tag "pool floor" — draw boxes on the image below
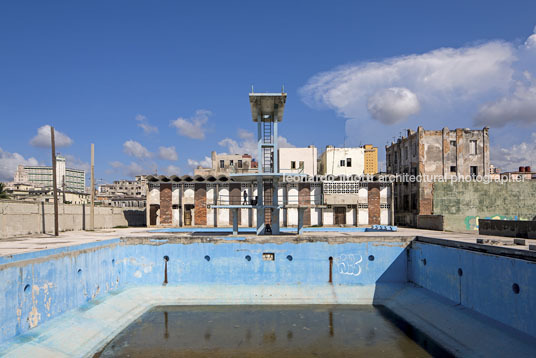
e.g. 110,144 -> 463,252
94,305 -> 448,357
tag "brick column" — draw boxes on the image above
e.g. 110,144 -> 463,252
194,183 -> 207,226
368,183 -> 380,225
159,183 -> 172,225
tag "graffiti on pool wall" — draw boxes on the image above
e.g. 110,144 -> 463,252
333,254 -> 363,276
464,215 -> 519,231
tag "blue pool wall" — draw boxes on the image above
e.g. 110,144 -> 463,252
408,241 -> 536,338
0,237 -> 535,345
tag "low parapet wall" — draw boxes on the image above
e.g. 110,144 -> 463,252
416,215 -> 444,231
479,219 -> 536,238
0,200 -> 146,238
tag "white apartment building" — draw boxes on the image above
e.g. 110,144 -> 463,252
15,155 -> 86,193
319,146 -> 365,176
278,146 -> 317,176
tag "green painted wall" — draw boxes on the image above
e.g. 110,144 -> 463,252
432,181 -> 536,231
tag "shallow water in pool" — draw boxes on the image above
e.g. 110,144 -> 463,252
95,305 -> 449,357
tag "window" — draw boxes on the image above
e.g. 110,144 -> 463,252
470,140 -> 477,155
346,158 -> 352,167
229,160 -> 234,166
450,140 -> 456,147
291,161 -> 296,169
470,166 -> 478,178
238,160 -> 242,168
299,161 -> 304,169
450,166 -> 456,173
219,160 -> 225,168
340,160 -> 345,167
405,147 -> 408,160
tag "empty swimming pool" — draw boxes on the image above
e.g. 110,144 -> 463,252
1,234 -> 535,357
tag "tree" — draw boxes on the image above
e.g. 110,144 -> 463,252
0,183 -> 9,199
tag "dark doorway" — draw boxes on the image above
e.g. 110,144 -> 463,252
184,204 -> 194,226
149,204 -> 160,226
334,207 -> 346,225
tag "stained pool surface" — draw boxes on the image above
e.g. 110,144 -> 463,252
94,305 -> 448,357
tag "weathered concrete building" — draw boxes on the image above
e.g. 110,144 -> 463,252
193,151 -> 257,176
98,175 -> 148,197
319,146 -> 365,176
145,175 -> 391,228
278,146 -> 318,176
385,126 -> 490,226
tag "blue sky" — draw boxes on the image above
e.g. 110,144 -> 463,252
1,1 -> 536,183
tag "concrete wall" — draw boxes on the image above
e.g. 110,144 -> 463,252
432,181 -> 536,231
0,238 -> 408,344
0,201 -> 145,238
479,219 -> 536,239
417,215 -> 444,230
2,236 -> 536,347
409,240 -> 536,338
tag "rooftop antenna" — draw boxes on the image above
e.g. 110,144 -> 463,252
282,84 -> 285,93
251,85 -> 254,93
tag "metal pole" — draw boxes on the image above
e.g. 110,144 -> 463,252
90,143 -> 95,230
390,181 -> 395,226
51,127 -> 59,236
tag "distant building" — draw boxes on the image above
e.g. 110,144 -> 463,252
385,126 -> 490,226
14,155 -> 86,193
499,166 -> 535,181
278,146 -> 317,176
318,146 -> 365,176
193,151 -> 257,176
5,183 -> 89,204
98,175 -> 147,197
97,175 -> 147,207
363,144 -> 378,174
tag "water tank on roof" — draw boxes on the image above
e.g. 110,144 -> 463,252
525,166 -> 531,173
519,166 -> 525,172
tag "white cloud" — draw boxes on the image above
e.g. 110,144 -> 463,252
109,161 -> 123,168
30,125 -> 73,148
170,109 -> 211,139
63,154 -> 90,172
300,41 -> 515,125
218,129 -> 295,156
158,146 -> 178,161
491,133 -> 536,172
163,165 -> 181,176
0,148 -> 40,182
367,87 -> 420,124
475,82 -> 536,127
136,114 -> 158,134
187,156 -> 212,169
123,140 -> 151,159
525,26 -> 536,49
125,162 -> 145,177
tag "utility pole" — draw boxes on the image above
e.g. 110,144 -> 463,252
90,143 -> 95,231
51,127 -> 59,236
62,174 -> 66,203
